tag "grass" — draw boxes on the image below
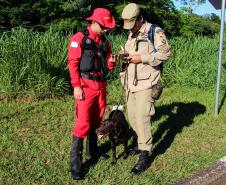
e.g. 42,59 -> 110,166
1,28 -> 225,98
0,85 -> 226,185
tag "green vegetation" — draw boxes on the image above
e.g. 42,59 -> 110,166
1,2 -> 226,183
0,86 -> 226,184
0,0 -> 221,37
0,28 -> 70,99
178,13 -> 220,37
163,35 -> 226,88
1,28 -> 225,99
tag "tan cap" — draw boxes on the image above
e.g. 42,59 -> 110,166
121,3 -> 140,30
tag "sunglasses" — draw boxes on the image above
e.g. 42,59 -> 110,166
97,22 -> 108,30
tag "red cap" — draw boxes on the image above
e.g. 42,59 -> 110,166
86,8 -> 115,29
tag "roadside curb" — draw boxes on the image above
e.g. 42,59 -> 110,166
170,156 -> 226,185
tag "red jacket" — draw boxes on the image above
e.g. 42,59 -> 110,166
68,26 -> 115,90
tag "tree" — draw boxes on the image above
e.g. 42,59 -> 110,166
203,13 -> 220,23
0,0 -> 181,36
0,0 -> 39,29
176,0 -> 206,14
179,13 -> 219,37
0,0 -> 220,37
0,0 -> 92,31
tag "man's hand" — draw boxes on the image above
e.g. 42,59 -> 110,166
109,54 -> 119,63
127,54 -> 141,64
74,87 -> 84,100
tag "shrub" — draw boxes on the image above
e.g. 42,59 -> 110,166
179,13 -> 220,37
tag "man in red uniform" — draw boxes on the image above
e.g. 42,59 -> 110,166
68,8 -> 117,180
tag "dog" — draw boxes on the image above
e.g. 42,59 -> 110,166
95,109 -> 129,164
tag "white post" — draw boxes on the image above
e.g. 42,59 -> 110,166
215,0 -> 225,114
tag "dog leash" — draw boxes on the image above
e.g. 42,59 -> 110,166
111,56 -> 130,119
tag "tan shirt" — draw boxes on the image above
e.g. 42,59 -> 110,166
120,22 -> 171,92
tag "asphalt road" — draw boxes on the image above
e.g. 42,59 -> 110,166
171,159 -> 226,185
209,173 -> 226,185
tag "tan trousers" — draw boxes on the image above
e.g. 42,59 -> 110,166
126,89 -> 155,151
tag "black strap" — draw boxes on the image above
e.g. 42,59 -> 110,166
80,72 -> 106,81
133,64 -> 138,86
82,29 -> 89,37
148,24 -> 157,53
81,29 -> 96,50
135,39 -> 147,52
148,24 -> 163,73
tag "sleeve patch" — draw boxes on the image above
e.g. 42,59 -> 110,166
70,41 -> 79,48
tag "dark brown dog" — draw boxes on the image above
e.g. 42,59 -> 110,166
95,110 -> 129,164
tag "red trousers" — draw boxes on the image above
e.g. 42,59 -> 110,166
73,87 -> 106,138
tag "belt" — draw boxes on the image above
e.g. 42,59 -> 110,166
80,72 -> 106,81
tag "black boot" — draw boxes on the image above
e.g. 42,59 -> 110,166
86,129 -> 109,160
86,129 -> 98,158
70,136 -> 83,180
130,151 -> 149,175
128,145 -> 141,156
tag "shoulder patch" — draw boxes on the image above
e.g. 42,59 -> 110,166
70,41 -> 79,48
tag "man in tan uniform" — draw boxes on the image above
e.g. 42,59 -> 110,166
120,3 -> 171,175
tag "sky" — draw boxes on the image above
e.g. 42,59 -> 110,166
173,0 -> 226,21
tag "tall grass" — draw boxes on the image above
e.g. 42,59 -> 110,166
106,33 -> 127,81
163,36 -> 226,88
0,27 -> 70,98
0,28 -> 225,98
